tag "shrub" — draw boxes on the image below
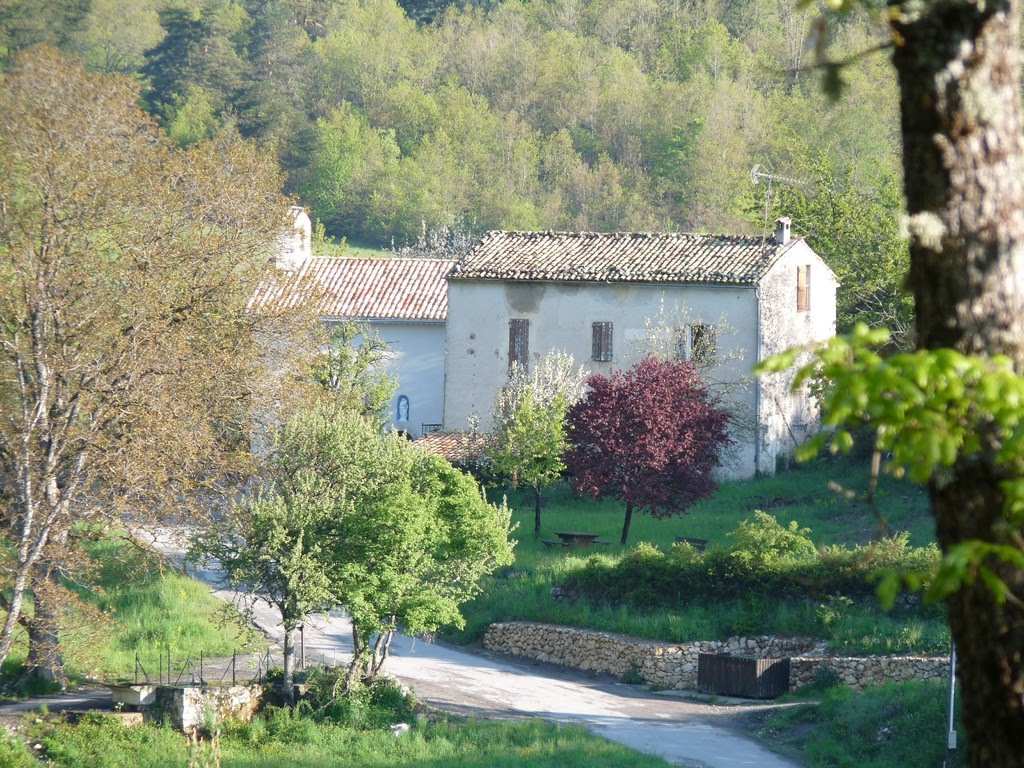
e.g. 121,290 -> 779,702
562,513 -> 941,616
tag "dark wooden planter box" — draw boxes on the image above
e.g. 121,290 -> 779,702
697,653 -> 790,699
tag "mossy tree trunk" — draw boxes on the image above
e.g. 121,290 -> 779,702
892,2 -> 1024,764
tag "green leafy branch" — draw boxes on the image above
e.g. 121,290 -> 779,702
759,323 -> 1024,605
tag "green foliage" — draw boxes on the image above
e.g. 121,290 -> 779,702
727,511 -> 817,568
763,681 -> 965,768
311,322 -> 397,423
195,403 -> 515,688
300,669 -> 416,728
27,711 -> 671,767
488,352 -> 587,535
0,733 -> 34,768
760,323 -> 1024,604
21,0 -> 901,260
563,513 -> 940,610
448,471 -> 945,655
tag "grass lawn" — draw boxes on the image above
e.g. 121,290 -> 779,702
1,536 -> 259,691
760,680 -> 964,768
448,454 -> 947,654
6,711 -> 671,768
506,453 -> 935,554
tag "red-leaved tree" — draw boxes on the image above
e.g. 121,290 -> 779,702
565,357 -> 732,545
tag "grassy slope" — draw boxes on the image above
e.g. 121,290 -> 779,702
760,681 -> 964,768
449,455 -> 946,653
1,538 -> 259,688
22,713 -> 670,768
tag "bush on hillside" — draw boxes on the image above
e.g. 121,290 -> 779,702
562,512 -> 941,614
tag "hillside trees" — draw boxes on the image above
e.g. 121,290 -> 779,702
0,48 -> 302,681
565,358 -> 732,545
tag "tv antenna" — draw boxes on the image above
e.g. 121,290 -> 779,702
750,164 -> 808,240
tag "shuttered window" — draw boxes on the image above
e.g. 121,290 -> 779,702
797,264 -> 811,312
509,318 -> 529,373
592,321 -> 613,362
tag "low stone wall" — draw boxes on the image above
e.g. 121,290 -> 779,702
790,655 -> 949,689
482,622 -> 948,693
148,684 -> 264,732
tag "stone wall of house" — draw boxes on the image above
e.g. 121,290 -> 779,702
482,622 -> 948,693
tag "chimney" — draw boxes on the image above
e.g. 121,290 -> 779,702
774,216 -> 791,245
276,206 -> 312,271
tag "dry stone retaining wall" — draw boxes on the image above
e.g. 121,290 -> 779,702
483,622 -> 948,692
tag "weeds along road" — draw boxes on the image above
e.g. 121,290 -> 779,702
151,527 -> 800,768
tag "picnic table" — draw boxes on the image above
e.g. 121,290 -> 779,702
674,536 -> 709,551
554,531 -> 605,548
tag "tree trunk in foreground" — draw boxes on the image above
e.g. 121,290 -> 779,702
620,502 -> 634,545
892,2 -> 1024,764
21,564 -> 68,690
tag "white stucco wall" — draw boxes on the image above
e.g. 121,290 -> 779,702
443,280 -> 761,477
330,319 -> 446,439
757,240 -> 839,472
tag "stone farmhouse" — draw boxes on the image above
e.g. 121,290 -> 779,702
271,213 -> 836,476
443,218 -> 837,477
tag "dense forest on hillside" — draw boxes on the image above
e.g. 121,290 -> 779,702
0,0 -> 909,335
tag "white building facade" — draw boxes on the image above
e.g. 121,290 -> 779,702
442,219 -> 837,477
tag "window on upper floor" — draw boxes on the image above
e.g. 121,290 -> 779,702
509,318 -> 529,374
592,321 -> 613,362
676,324 -> 717,366
797,264 -> 811,312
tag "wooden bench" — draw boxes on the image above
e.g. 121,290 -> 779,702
542,539 -> 568,549
674,536 -> 709,551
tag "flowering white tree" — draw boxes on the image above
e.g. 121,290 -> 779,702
488,351 -> 587,537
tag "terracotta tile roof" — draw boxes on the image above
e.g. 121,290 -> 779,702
252,256 -> 452,321
415,431 -> 486,463
449,231 -> 800,285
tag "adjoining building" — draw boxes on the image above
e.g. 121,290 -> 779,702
261,214 -> 452,438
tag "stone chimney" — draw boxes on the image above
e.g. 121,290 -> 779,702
774,216 -> 791,245
276,206 -> 312,271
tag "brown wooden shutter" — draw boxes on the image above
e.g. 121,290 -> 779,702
509,319 -> 529,373
592,321 -> 613,361
797,265 -> 810,312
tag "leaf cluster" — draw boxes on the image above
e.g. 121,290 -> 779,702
192,402 -> 515,646
760,323 -> 1024,606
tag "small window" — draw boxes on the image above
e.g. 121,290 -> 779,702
675,324 -> 717,366
509,318 -> 529,373
592,321 -> 613,362
690,324 -> 717,366
797,264 -> 811,312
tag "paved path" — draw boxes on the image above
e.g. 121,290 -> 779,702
147,529 -> 802,768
